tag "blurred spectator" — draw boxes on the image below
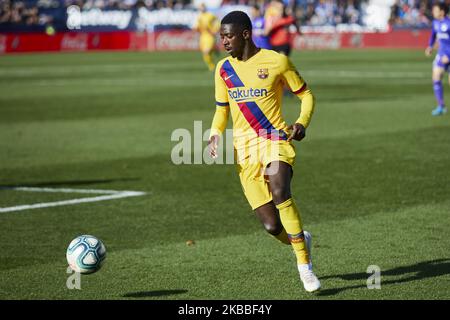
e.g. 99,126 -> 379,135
389,0 -> 433,28
0,0 -> 192,27
0,0 -> 437,29
0,0 -> 41,25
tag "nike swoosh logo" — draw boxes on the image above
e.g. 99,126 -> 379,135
224,74 -> 234,80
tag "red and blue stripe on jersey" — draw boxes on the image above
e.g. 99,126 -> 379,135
219,60 -> 287,141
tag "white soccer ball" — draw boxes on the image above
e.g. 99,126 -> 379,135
66,235 -> 106,274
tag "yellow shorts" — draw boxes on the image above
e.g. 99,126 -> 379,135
236,139 -> 296,210
199,34 -> 215,52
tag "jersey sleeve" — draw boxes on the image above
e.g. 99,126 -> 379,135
280,55 -> 307,95
294,88 -> 315,128
429,22 -> 437,47
215,62 -> 229,107
210,62 -> 230,138
268,16 -> 295,34
280,55 -> 315,128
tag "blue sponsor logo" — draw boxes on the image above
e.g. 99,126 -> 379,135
228,88 -> 268,102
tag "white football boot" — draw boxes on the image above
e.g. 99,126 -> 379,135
297,231 -> 321,292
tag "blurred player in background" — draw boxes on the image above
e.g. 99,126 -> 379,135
264,0 -> 300,56
208,11 -> 320,293
251,4 -> 272,50
193,3 -> 220,72
425,2 -> 450,116
264,0 -> 283,43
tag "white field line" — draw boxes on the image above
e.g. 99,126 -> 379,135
12,187 -> 134,194
0,187 -> 146,213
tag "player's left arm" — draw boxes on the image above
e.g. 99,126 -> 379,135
426,25 -> 436,56
280,56 -> 315,142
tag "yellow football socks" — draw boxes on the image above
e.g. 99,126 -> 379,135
276,198 -> 310,265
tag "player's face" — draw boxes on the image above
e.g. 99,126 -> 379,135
432,6 -> 445,19
220,23 -> 246,59
251,8 -> 259,19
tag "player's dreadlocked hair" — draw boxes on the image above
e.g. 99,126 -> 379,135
221,11 -> 252,31
434,1 -> 449,15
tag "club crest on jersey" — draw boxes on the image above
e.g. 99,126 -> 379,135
257,68 -> 269,79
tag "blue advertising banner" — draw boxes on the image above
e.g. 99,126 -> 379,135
0,5 -> 251,33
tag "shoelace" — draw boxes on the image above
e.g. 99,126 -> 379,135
301,270 -> 317,283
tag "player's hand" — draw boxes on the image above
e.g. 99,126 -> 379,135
287,123 -> 306,142
208,134 -> 220,159
425,47 -> 433,57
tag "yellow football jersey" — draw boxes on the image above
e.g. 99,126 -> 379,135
194,12 -> 219,35
213,49 -> 307,146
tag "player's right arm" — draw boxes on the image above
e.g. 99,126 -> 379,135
426,22 -> 436,56
279,55 -> 315,142
208,62 -> 230,158
267,15 -> 295,35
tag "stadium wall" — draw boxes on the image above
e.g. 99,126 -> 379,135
0,30 -> 429,54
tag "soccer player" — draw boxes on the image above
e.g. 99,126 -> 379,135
193,3 -> 220,72
207,11 -> 320,292
426,2 -> 450,116
264,0 -> 299,56
250,4 -> 272,50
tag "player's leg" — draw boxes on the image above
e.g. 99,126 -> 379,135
237,157 -> 288,243
237,155 -> 290,244
202,48 -> 215,71
432,54 -> 447,115
282,43 -> 292,57
200,35 -> 216,71
254,201 -> 290,245
266,160 -> 320,292
266,161 -> 309,262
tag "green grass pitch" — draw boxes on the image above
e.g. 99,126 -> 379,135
0,49 -> 449,300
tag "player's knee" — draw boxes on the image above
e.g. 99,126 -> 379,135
271,187 -> 290,205
433,69 -> 444,81
263,221 -> 283,235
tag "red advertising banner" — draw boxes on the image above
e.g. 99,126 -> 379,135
0,29 -> 430,54
353,30 -> 429,48
154,30 -> 199,51
290,30 -> 429,50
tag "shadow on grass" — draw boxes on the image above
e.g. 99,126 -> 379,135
0,178 -> 139,189
317,258 -> 450,296
123,289 -> 188,298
